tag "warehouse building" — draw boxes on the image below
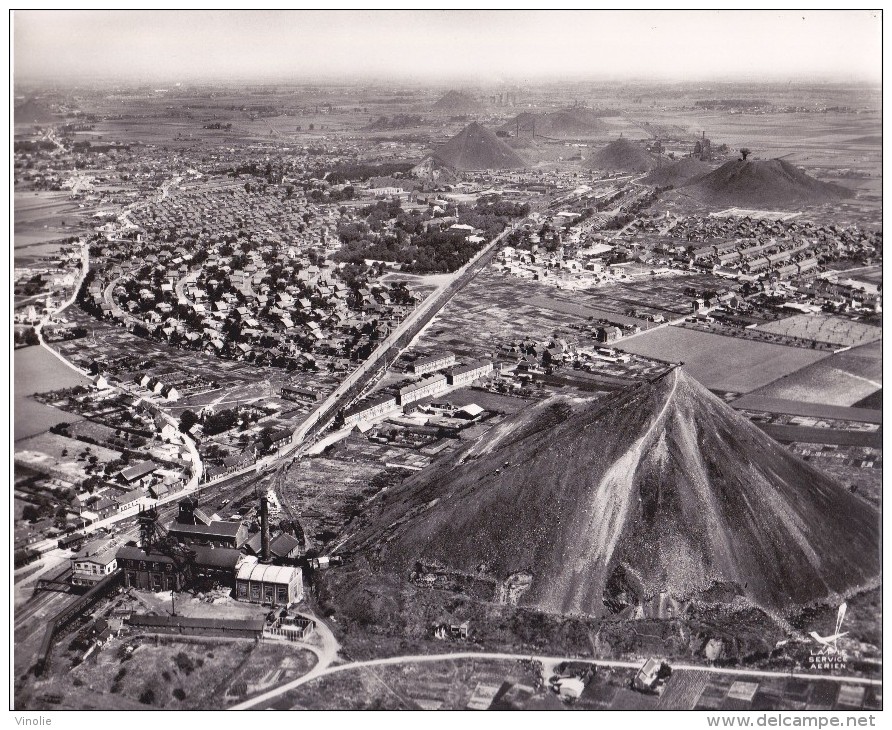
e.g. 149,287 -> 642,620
281,385 -> 322,403
117,545 -> 186,592
166,496 -> 249,548
125,614 -> 265,639
235,559 -> 303,606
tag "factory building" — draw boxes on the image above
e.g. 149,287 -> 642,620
244,531 -> 301,561
117,545 -> 243,592
117,545 -> 186,592
166,496 -> 248,548
235,559 -> 303,606
125,614 -> 265,639
116,497 -> 305,608
281,385 -> 322,403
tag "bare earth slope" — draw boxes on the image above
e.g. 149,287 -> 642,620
499,108 -> 608,138
432,90 -> 482,114
586,138 -> 656,172
344,369 -> 879,618
643,157 -> 715,187
432,122 -> 526,170
681,158 -> 850,208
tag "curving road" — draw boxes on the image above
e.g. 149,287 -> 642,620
229,648 -> 881,710
30,241 -> 204,542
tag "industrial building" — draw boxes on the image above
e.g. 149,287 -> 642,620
244,531 -> 301,561
125,614 -> 265,639
166,496 -> 249,548
166,520 -> 248,549
117,544 -> 242,592
281,384 -> 322,403
117,545 -> 187,592
235,559 -> 303,606
115,496 -> 304,607
70,539 -> 118,587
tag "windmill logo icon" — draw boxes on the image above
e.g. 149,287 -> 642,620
809,603 -> 848,656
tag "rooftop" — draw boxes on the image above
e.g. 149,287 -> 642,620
236,561 -> 301,585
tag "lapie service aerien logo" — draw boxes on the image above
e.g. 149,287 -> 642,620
808,602 -> 848,671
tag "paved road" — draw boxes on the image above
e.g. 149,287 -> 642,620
174,268 -> 200,306
229,649 -> 881,710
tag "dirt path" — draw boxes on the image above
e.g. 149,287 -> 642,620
229,641 -> 880,710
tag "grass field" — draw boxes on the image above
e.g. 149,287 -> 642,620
15,432 -> 121,481
754,313 -> 882,348
274,658 -> 534,710
749,340 -> 881,406
616,326 -> 829,393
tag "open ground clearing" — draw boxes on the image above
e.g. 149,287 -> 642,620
28,635 -> 314,710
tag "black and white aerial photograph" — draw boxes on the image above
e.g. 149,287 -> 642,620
11,9 -> 883,719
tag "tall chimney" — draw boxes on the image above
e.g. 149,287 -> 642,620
260,497 -> 270,562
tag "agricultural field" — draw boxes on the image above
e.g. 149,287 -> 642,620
691,673 -> 881,711
616,326 -> 828,393
416,268 -> 593,359
585,273 -> 732,317
526,295 -> 658,329
643,105 -> 881,177
730,395 -> 882,422
656,670 -> 709,709
440,386 -> 533,416
54,307 -> 333,421
753,313 -> 882,348
641,103 -> 882,226
749,340 -> 881,407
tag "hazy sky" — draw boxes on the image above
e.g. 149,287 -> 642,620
13,10 -> 882,85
